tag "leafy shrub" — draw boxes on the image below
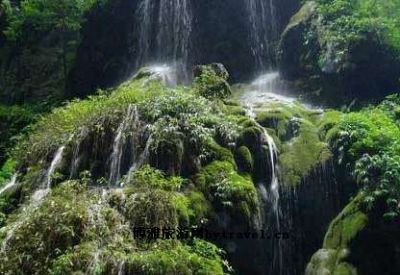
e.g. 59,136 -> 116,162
194,66 -> 232,100
326,95 -> 400,219
128,165 -> 183,191
0,104 -> 36,165
317,0 -> 400,58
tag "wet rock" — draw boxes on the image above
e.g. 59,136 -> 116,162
193,63 -> 229,80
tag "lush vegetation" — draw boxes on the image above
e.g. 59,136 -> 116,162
256,102 -> 331,186
3,0 -> 99,79
317,0 -> 400,56
0,69 -> 266,274
279,0 -> 400,105
0,0 -> 399,274
325,95 -> 400,219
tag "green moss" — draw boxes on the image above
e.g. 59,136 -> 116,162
256,110 -> 291,138
128,165 -> 183,191
122,239 -> 226,275
283,1 -> 317,33
223,105 -> 247,116
237,116 -> 259,128
324,193 -> 368,249
204,140 -> 235,165
51,236 -> 228,275
306,194 -> 367,275
186,190 -> 213,224
334,262 -> 357,275
280,120 -> 331,187
196,161 -> 258,224
234,146 -> 253,173
238,126 -> 262,151
13,79 -> 159,163
0,159 -> 17,186
193,65 -> 232,100
318,110 -> 343,139
124,189 -> 180,229
306,248 -> 357,275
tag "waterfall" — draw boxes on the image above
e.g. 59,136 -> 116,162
246,0 -> 278,70
261,129 -> 284,275
0,174 -> 17,196
31,145 -> 66,202
136,0 -> 154,67
117,261 -> 125,275
69,127 -> 89,179
136,0 -> 192,80
109,104 -> 140,185
125,132 -> 153,185
86,189 -> 108,273
141,64 -> 178,87
45,146 -> 66,189
1,145 -> 65,253
156,0 -> 192,65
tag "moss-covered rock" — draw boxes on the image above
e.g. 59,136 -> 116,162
279,1 -> 317,81
254,101 -> 331,187
234,146 -> 254,173
306,192 -> 399,275
195,161 -> 258,226
280,119 -> 332,186
305,193 -> 368,275
279,1 -> 400,106
193,64 -> 232,100
237,126 -> 263,152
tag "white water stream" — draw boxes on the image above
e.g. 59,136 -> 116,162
136,0 -> 192,80
109,104 -> 140,185
1,145 -> 66,252
0,174 -> 18,196
238,71 -> 304,275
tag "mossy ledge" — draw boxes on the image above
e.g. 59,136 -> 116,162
0,69 -> 268,274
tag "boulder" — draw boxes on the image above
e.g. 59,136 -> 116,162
193,63 -> 229,80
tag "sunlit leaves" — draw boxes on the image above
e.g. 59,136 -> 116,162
327,95 -> 400,219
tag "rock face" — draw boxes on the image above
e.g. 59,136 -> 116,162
278,1 -> 317,81
306,194 -> 400,275
278,1 -> 400,106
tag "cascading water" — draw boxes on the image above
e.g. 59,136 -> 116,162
236,72 -> 307,275
125,132 -> 152,185
32,145 -> 66,202
109,104 -> 140,185
69,127 -> 89,179
1,145 -> 66,252
136,0 -> 154,67
236,69 -> 349,274
135,0 -> 192,81
239,71 -> 298,118
140,64 -> 179,87
86,189 -> 108,273
262,130 -> 283,275
246,0 -> 278,70
0,174 -> 17,196
156,0 -> 191,65
45,146 -> 66,189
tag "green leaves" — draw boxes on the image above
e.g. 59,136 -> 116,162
328,95 -> 400,220
4,0 -> 97,41
317,0 -> 400,58
193,66 -> 232,100
129,165 -> 183,192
